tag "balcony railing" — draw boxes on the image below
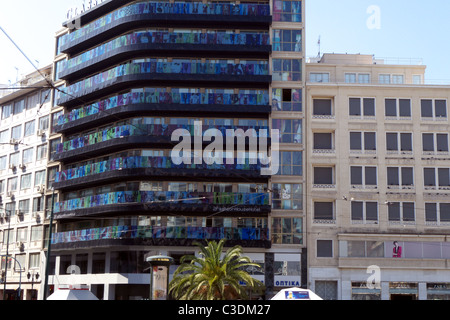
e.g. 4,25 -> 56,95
55,124 -> 269,155
56,60 -> 270,105
60,1 -> 271,49
51,225 -> 270,245
55,156 -> 267,183
56,90 -> 269,127
60,30 -> 270,77
54,191 -> 270,214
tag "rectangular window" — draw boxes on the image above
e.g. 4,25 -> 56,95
385,98 -> 411,118
309,73 -> 329,83
388,202 -> 415,222
29,253 -> 40,269
314,167 -> 333,185
422,168 -> 450,188
349,98 -> 375,117
272,29 -> 302,52
272,119 -> 302,143
379,74 -> 390,84
271,217 -> 303,244
31,225 -> 43,242
0,130 -> 8,144
314,202 -> 334,220
26,92 -> 39,110
7,177 -> 18,192
1,104 -> 12,119
350,132 -> 376,151
313,132 -> 333,150
39,115 -> 50,130
11,125 -> 22,140
272,59 -> 302,81
350,166 -> 377,187
421,99 -> 447,119
13,99 -> 25,115
18,199 -> 30,215
22,148 -> 33,164
423,133 -> 449,153
313,99 -> 332,115
387,167 -> 414,187
387,133 -> 412,152
0,156 -> 6,170
317,240 -> 333,257
358,74 -> 370,84
392,75 -> 404,84
33,196 -> 45,212
273,0 -> 302,22
24,120 -> 35,137
34,170 -> 46,187
36,144 -> 48,161
20,173 -> 32,190
277,151 -> 302,176
345,73 -> 356,83
47,166 -> 58,189
271,183 -> 302,210
272,88 -> 302,111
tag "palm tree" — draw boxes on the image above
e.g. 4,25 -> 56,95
169,239 -> 265,300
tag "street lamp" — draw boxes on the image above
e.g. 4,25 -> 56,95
0,255 -> 23,300
27,271 -> 39,289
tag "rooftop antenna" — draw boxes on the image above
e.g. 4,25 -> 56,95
317,36 -> 321,58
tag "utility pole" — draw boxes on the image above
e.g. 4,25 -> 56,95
43,190 -> 55,300
2,208 -> 11,300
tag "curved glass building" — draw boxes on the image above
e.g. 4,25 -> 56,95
49,0 -> 304,300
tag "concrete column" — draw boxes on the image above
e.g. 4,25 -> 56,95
381,281 -> 390,300
418,282 -> 427,300
341,280 -> 351,300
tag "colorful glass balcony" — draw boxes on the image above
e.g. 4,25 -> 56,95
54,191 -> 270,215
60,1 -> 271,53
56,89 -> 270,130
51,225 -> 270,248
55,155 -> 267,184
56,60 -> 271,106
59,30 -> 271,80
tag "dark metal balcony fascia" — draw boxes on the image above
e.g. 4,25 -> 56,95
54,103 -> 271,135
61,13 -> 272,55
57,73 -> 272,108
54,202 -> 271,220
50,237 -> 271,251
52,167 -> 268,191
59,43 -> 272,82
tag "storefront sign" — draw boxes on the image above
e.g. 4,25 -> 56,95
275,280 -> 301,287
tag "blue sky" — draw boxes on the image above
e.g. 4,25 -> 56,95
306,0 -> 450,83
0,0 -> 449,85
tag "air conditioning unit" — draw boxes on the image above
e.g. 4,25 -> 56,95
16,242 -> 24,251
37,129 -> 45,137
7,191 -> 14,198
39,185 -> 45,194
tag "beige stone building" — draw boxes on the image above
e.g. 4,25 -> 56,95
305,53 -> 450,300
